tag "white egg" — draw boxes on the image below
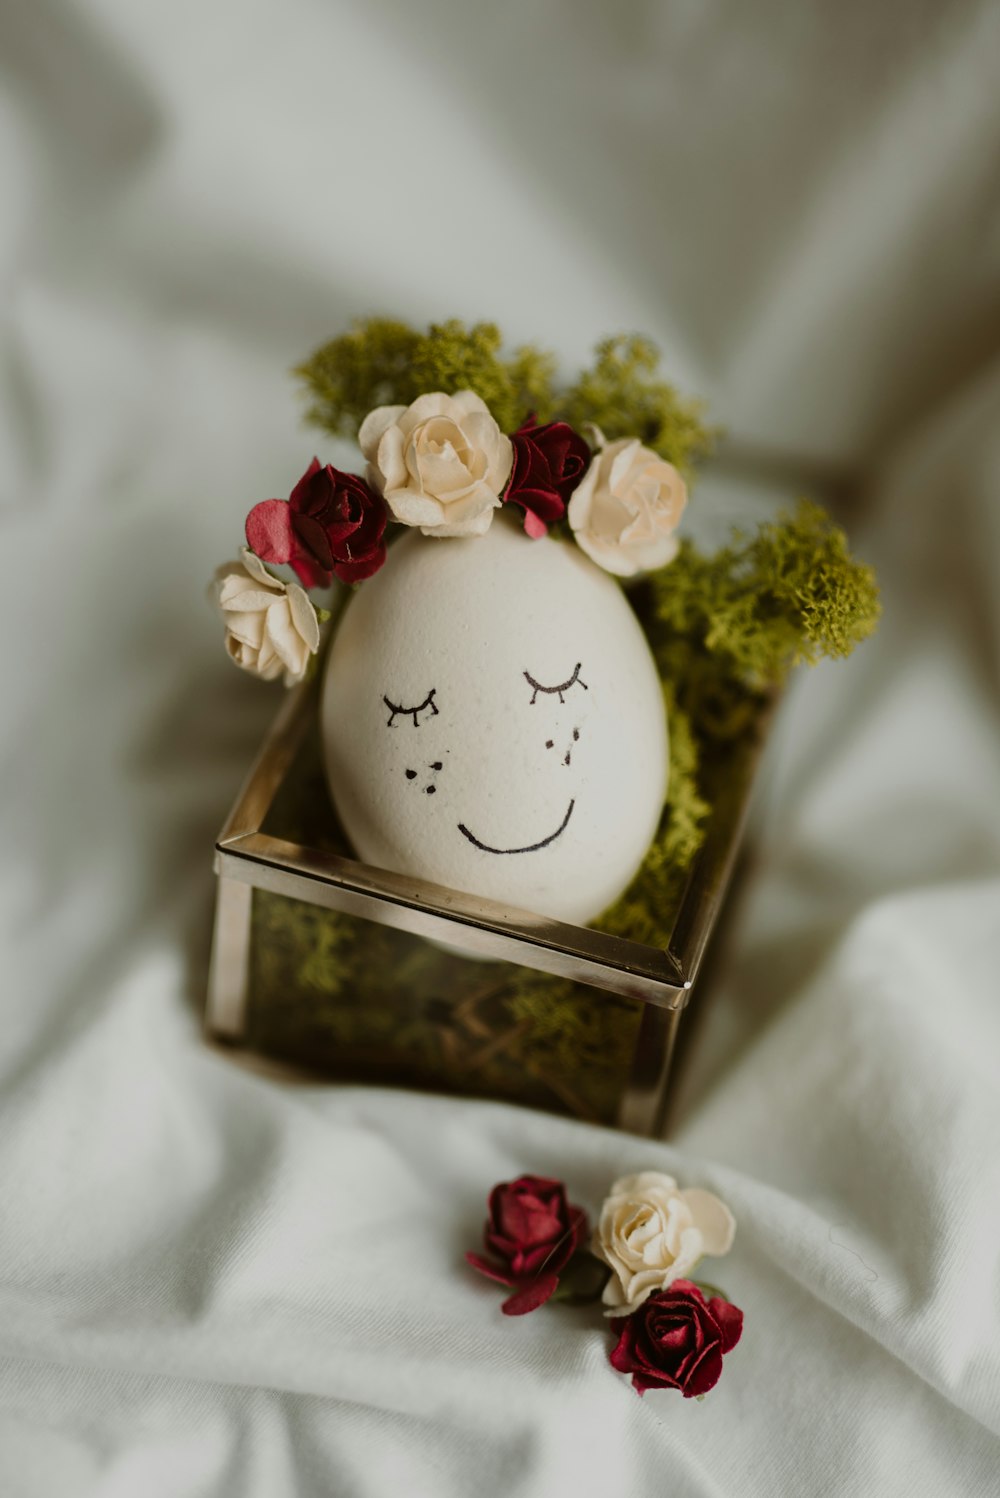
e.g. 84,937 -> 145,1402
320,514 -> 668,926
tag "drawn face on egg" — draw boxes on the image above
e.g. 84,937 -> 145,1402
321,517 -> 668,927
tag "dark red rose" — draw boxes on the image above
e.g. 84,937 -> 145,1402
246,459 -> 387,588
610,1280 -> 743,1397
466,1174 -> 588,1316
504,417 -> 591,538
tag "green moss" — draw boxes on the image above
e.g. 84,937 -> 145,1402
296,317 -> 555,439
650,501 -> 881,693
601,687 -> 712,948
294,317 -> 714,468
409,321 -> 520,431
295,317 -> 422,441
502,972 -> 644,1122
560,334 -> 716,474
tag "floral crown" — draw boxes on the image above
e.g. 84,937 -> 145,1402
212,317 -> 879,691
214,348 -> 693,683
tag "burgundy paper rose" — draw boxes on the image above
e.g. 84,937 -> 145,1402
466,1175 -> 588,1315
504,417 -> 591,538
246,458 -> 387,588
610,1280 -> 743,1397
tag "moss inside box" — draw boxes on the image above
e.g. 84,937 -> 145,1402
245,507 -> 878,1124
241,320 -> 881,1125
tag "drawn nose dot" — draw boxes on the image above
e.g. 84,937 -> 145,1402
405,769 -> 417,780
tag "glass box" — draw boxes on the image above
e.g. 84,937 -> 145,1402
206,682 -> 771,1136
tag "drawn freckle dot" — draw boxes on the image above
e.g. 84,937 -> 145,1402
545,740 -> 553,749
426,785 -> 436,795
405,769 -> 417,780
430,762 -> 443,771
573,728 -> 579,741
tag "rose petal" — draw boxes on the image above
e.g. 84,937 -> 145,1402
291,511 -> 335,570
413,441 -> 478,499
449,389 -> 492,419
289,555 -> 333,590
398,391 -> 455,429
333,485 -> 385,554
572,526 -> 639,577
385,486 -> 446,529
246,500 -> 296,565
567,459 -> 598,528
239,547 -> 283,588
223,609 -> 265,648
427,482 -> 497,525
624,532 -> 680,571
375,425 -> 408,495
501,1274 -> 559,1316
498,1198 -> 564,1249
264,600 -> 308,676
287,457 -> 322,508
422,504 -> 496,539
465,1251 -> 515,1288
668,1279 -> 705,1302
681,1345 -> 724,1398
612,1173 -> 680,1197
358,404 -> 406,462
608,438 -> 642,495
252,634 -> 282,679
461,412 -> 512,490
218,582 -> 282,613
333,542 -> 387,584
707,1296 -> 744,1353
286,583 -> 320,652
679,1190 -> 736,1259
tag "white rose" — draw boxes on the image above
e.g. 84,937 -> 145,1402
593,1171 -> 735,1314
358,390 -> 513,539
213,548 -> 320,686
568,432 -> 687,577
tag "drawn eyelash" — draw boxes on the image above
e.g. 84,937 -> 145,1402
384,688 -> 439,727
523,663 -> 588,705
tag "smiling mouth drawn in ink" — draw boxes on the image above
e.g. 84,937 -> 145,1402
457,800 -> 575,856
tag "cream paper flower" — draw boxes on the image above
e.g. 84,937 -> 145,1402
359,390 -> 513,538
213,548 -> 320,686
594,1171 -> 735,1314
568,432 -> 687,577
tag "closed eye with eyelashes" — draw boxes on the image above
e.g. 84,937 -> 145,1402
384,688 -> 439,727
523,663 -> 588,705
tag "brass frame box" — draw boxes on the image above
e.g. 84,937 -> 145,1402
206,683 -> 770,1136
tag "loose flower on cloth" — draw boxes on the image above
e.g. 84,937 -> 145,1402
504,417 -> 591,538
568,430 -> 688,577
466,1167 -> 742,1401
360,390 -> 514,538
465,1175 -> 588,1315
245,458 -> 387,588
610,1280 -> 743,1398
593,1170 -> 735,1313
213,549 -> 320,685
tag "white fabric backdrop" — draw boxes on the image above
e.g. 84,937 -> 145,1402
2,2 -> 999,1494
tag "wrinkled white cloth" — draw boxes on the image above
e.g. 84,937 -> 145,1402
2,2 -> 999,1495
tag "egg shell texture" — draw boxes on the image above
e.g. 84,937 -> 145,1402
321,516 -> 668,926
